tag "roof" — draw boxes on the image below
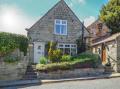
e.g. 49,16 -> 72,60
87,19 -> 100,29
92,32 -> 120,46
87,19 -> 111,41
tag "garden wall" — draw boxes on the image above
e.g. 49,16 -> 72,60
37,68 -> 104,79
0,58 -> 29,80
0,50 -> 29,81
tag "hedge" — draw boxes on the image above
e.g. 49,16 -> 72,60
0,32 -> 28,56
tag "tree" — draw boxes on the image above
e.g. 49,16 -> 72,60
99,0 -> 120,34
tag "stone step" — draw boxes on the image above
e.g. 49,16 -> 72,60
23,75 -> 37,79
104,66 -> 113,72
23,65 -> 38,80
25,71 -> 37,74
25,73 -> 37,76
25,70 -> 37,72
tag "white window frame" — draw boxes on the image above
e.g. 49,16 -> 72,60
57,44 -> 77,55
54,19 -> 67,35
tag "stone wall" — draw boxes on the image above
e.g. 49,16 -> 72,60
37,68 -> 104,79
0,58 -> 29,81
27,0 -> 89,43
0,49 -> 30,80
116,36 -> 120,72
105,41 -> 118,72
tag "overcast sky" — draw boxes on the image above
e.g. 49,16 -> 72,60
0,0 -> 108,35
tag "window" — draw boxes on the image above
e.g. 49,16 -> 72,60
58,44 -> 77,56
54,19 -> 67,35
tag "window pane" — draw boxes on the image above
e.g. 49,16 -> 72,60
55,25 -> 61,34
62,20 -> 67,24
71,48 -> 76,56
65,45 -> 70,47
61,25 -> 67,35
71,45 -> 76,48
56,20 -> 60,24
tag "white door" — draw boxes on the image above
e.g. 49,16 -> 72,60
34,42 -> 45,63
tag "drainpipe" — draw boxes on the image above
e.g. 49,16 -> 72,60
81,21 -> 85,52
81,21 -> 84,45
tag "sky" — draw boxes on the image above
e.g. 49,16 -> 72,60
0,0 -> 108,35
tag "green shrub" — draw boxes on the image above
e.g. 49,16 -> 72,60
36,58 -> 97,72
4,56 -> 19,63
36,62 -> 72,72
61,55 -> 72,62
52,49 -> 62,62
48,42 -> 62,63
40,57 -> 47,64
72,51 -> 99,61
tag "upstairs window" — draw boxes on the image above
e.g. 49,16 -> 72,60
54,19 -> 67,35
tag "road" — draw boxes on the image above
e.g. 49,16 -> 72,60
3,78 -> 120,89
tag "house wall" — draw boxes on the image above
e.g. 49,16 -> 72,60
105,41 -> 117,72
92,40 -> 119,72
116,36 -> 120,72
27,1 -> 89,44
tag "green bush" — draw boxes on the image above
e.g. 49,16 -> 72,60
48,49 -> 62,63
40,57 -> 47,64
53,49 -> 62,62
36,62 -> 72,72
61,55 -> 72,62
4,56 -> 19,63
72,51 -> 99,62
36,58 -> 97,72
36,51 -> 100,72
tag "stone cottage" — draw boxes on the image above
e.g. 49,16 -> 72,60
26,0 -> 89,63
92,33 -> 120,72
88,20 -> 120,72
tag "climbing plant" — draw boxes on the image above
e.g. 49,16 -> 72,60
76,36 -> 86,54
0,32 -> 28,57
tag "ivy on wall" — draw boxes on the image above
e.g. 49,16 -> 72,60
0,32 -> 28,57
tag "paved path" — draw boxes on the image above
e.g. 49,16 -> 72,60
3,78 -> 120,89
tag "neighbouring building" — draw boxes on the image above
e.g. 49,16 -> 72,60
26,0 -> 89,63
88,20 -> 120,72
87,19 -> 111,62
87,19 -> 111,44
